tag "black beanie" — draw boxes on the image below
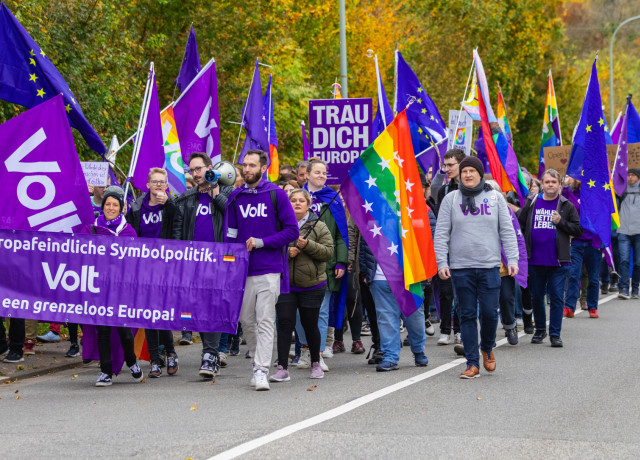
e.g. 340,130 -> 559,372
102,186 -> 125,213
459,156 -> 485,179
629,168 -> 640,179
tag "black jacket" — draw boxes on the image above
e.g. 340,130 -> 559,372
126,192 -> 176,239
434,179 -> 458,218
172,185 -> 233,242
358,238 -> 378,286
517,194 -> 582,265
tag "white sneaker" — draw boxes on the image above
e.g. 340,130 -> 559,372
516,318 -> 524,331
454,332 -> 462,344
323,347 -> 334,358
437,333 -> 450,345
297,348 -> 311,369
254,370 -> 270,391
399,320 -> 406,333
425,320 -> 435,336
319,355 -> 329,372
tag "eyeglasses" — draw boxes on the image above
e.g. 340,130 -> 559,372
442,162 -> 458,169
188,166 -> 205,175
149,180 -> 167,185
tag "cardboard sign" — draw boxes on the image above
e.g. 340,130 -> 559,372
543,143 -> 640,177
447,110 -> 473,155
308,98 -> 373,185
80,162 -> 110,187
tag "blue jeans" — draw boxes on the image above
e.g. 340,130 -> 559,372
296,289 -> 331,349
370,280 -> 426,364
529,265 -> 569,336
618,233 -> 640,293
450,268 -> 501,369
565,240 -> 602,311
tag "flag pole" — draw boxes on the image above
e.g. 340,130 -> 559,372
124,62 -> 154,199
374,54 -> 388,127
233,60 -> 259,165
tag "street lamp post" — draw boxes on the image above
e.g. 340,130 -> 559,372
339,0 -> 348,98
609,15 -> 640,124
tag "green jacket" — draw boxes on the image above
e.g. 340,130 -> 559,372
289,212 -> 334,289
318,202 -> 348,291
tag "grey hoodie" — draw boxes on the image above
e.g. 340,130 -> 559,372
618,180 -> 640,236
434,188 -> 518,270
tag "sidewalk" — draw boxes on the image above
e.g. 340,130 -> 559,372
0,340 -> 87,382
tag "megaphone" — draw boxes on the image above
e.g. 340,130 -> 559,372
204,161 -> 237,187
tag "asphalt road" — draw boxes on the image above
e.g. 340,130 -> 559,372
2,294 -> 639,459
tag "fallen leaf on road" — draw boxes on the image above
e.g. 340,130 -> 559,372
14,389 -> 18,393
208,381 -> 214,386
16,365 -> 23,370
190,403 -> 197,411
477,397 -> 482,400
307,385 -> 317,391
16,395 -> 21,399
93,402 -> 96,405
73,374 -> 78,378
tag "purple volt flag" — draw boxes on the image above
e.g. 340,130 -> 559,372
0,229 -> 249,334
173,58 -> 221,164
131,68 -> 164,192
0,94 -> 94,232
613,97 -> 631,196
308,98 -> 373,185
175,25 -> 202,93
302,121 -> 311,161
474,126 -> 492,173
238,60 -> 269,164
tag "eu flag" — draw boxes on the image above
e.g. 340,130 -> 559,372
567,58 -> 613,249
0,4 -> 105,154
393,51 -> 448,166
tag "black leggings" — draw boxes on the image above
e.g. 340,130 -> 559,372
145,329 -> 176,363
68,323 -> 81,344
437,277 -> 460,334
97,326 -> 137,376
276,288 -> 324,370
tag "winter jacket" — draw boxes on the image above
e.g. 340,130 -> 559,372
289,211 -> 333,288
358,238 -> 378,286
172,185 -> 233,242
126,192 -> 175,239
517,194 -> 582,264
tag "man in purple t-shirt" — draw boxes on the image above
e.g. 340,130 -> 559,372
173,153 -> 234,380
516,169 -> 582,347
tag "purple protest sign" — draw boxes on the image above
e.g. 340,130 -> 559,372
0,229 -> 249,333
173,58 -> 221,164
308,98 -> 372,185
0,94 -> 94,233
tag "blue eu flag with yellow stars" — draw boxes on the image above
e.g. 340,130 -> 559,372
567,57 -> 613,249
0,4 -> 105,154
393,50 -> 448,171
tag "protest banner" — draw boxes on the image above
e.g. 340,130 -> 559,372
308,98 -> 372,184
0,229 -> 249,333
447,110 -> 473,155
0,95 -> 94,233
80,162 -> 109,187
544,143 -> 640,177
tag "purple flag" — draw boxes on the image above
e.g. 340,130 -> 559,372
302,121 -> 310,161
173,58 -> 221,164
474,126 -> 491,173
613,98 -> 630,196
132,69 -> 164,192
610,112 -> 623,145
175,25 -> 202,93
0,228 -> 249,334
0,94 -> 93,232
501,208 -> 528,288
238,60 -> 269,163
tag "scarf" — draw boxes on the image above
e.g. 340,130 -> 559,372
95,213 -> 127,235
459,179 -> 492,213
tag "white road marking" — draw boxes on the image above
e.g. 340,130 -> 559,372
219,294 -> 616,459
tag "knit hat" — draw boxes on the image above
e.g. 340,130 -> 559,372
458,156 -> 484,178
102,185 -> 125,213
629,168 -> 640,179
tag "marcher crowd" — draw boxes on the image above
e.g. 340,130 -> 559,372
1,149 -> 639,388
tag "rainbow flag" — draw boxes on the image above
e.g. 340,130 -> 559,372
160,105 -> 187,195
263,75 -> 279,182
462,71 -> 481,121
539,70 -> 562,177
472,50 -> 528,205
332,79 -> 342,99
497,86 -> 512,145
342,110 -> 437,317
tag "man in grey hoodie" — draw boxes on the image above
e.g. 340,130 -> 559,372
434,156 -> 519,379
617,168 -> 640,299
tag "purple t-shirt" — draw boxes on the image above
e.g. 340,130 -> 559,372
139,203 -> 163,238
193,192 -> 214,242
529,195 -> 559,266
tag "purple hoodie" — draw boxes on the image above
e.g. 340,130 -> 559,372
224,180 -> 299,291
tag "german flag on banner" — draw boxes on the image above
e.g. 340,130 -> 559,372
342,110 -> 437,317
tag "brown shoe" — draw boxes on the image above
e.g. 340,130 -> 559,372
580,300 -> 588,310
351,340 -> 365,354
23,339 -> 35,355
460,365 -> 480,379
481,350 -> 496,372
